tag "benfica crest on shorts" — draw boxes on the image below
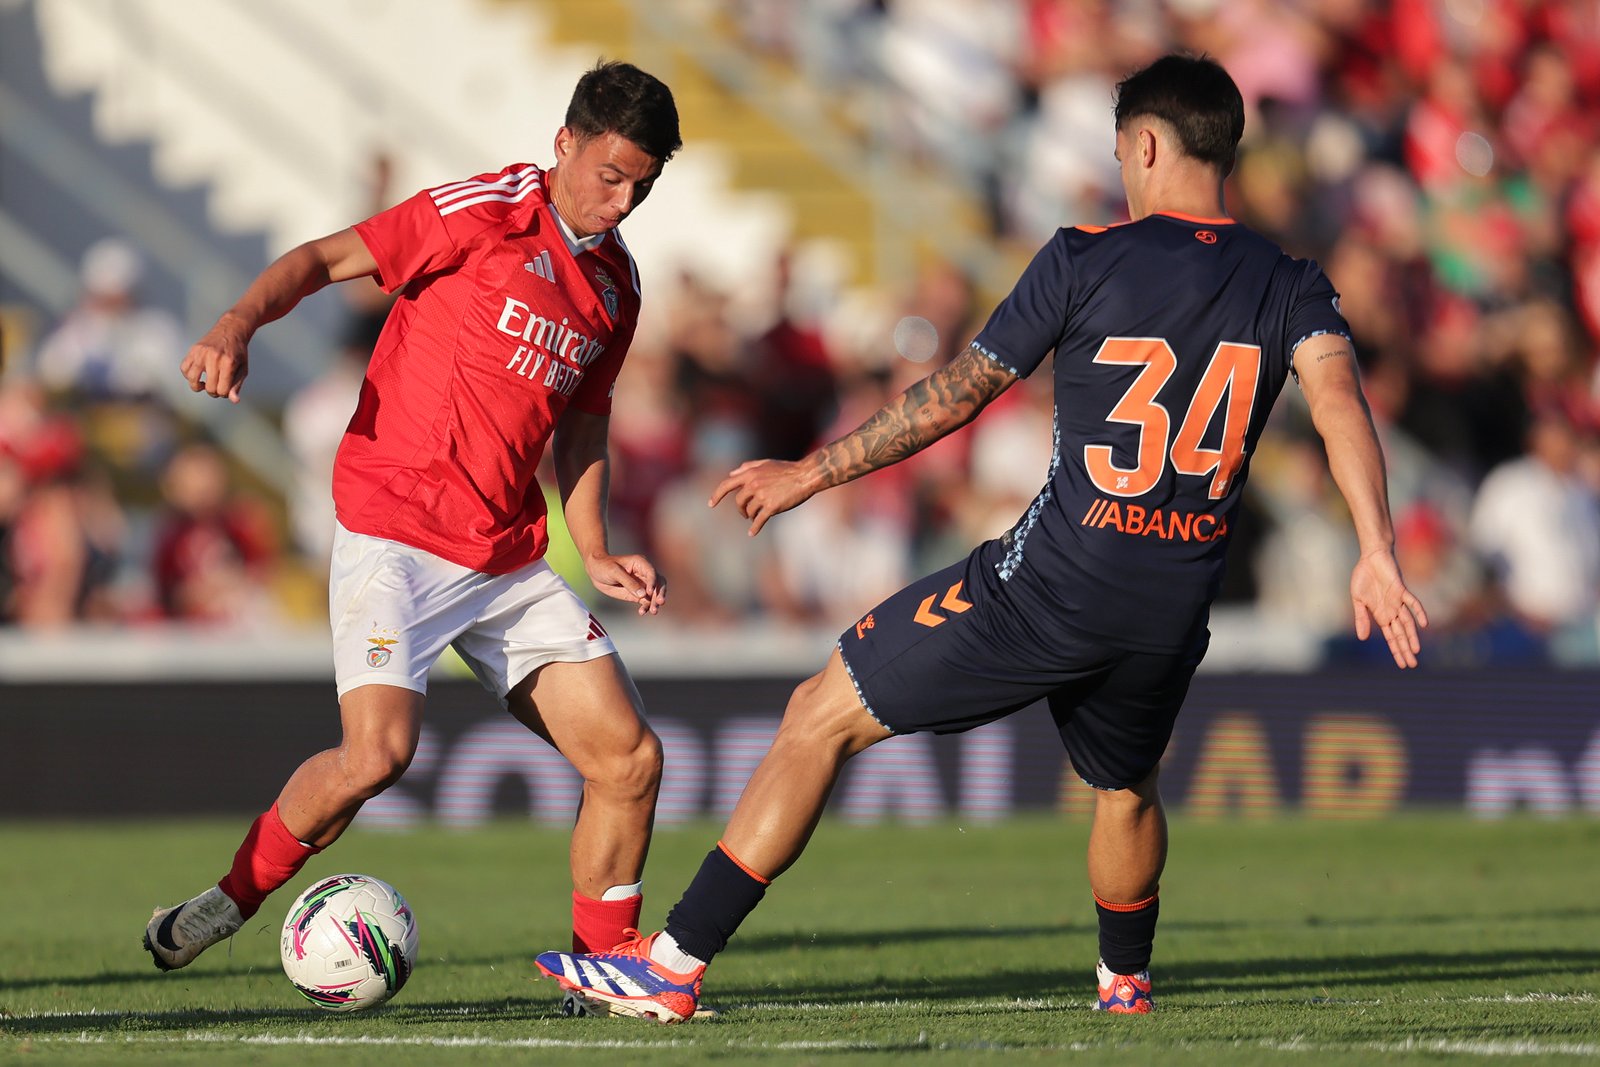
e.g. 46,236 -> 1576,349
366,628 -> 398,668
595,269 -> 618,320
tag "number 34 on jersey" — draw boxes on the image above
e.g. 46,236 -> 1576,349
1075,336 -> 1259,544
1085,336 -> 1261,500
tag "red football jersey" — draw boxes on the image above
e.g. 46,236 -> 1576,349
339,163 -> 640,573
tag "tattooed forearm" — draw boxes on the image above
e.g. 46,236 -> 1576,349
811,345 -> 1018,490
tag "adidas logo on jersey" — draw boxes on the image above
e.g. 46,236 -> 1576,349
524,250 -> 555,281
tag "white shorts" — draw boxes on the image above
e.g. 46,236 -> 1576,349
329,522 -> 618,702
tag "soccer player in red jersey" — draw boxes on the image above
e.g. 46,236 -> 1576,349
145,62 -> 680,981
535,55 -> 1428,1021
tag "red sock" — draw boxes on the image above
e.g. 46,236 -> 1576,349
571,890 -> 643,953
217,804 -> 320,921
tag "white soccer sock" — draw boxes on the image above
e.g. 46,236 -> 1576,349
649,931 -> 707,973
600,881 -> 642,902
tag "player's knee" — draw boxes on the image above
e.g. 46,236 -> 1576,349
775,671 -> 881,758
1094,769 -> 1163,818
588,728 -> 662,805
778,675 -> 832,735
340,739 -> 415,797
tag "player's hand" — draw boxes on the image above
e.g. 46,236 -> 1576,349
709,459 -> 815,536
585,552 -> 666,616
1350,549 -> 1428,669
181,315 -> 251,403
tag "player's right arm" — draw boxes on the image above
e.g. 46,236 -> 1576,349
1293,332 -> 1428,668
711,344 -> 1017,535
182,228 -> 378,402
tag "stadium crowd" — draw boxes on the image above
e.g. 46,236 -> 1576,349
3,0 -> 1599,666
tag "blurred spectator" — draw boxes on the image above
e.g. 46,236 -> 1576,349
1201,0 -> 1332,119
31,238 -> 183,480
1403,56 -> 1494,195
1469,410 -> 1600,632
0,452 -> 19,618
281,320 -> 378,565
877,0 -> 1023,211
1232,120 -> 1323,254
1250,435 -> 1359,635
1567,144 -> 1600,342
279,151 -> 398,565
1398,296 -> 1528,483
762,471 -> 914,627
342,151 -> 401,339
151,443 -> 278,624
734,0 -> 882,87
1509,299 -> 1599,432
744,249 -> 839,461
901,258 -> 980,370
666,269 -> 751,428
1391,500 -> 1487,634
32,239 -> 181,401
1010,1 -> 1123,242
606,339 -> 692,557
650,417 -> 769,626
958,373 -> 1054,545
0,379 -> 124,627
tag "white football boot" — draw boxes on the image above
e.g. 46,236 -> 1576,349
144,886 -> 244,970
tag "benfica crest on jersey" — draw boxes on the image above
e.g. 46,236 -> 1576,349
595,269 -> 618,320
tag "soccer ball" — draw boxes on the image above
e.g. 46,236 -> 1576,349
280,874 -> 418,1012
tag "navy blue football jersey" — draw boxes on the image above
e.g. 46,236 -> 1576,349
970,212 -> 1349,652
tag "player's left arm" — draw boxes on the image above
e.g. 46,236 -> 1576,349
1294,332 -> 1428,667
552,405 -> 664,615
711,344 -> 1018,535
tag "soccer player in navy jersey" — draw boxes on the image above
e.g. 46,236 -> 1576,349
536,54 -> 1427,1020
144,62 -> 679,995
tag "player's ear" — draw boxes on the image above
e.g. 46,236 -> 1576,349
1139,127 -> 1158,168
553,126 -> 576,163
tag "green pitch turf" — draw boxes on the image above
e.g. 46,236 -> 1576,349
2,815 -> 1597,1065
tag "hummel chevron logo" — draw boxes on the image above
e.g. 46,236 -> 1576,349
524,250 -> 554,281
913,581 -> 972,628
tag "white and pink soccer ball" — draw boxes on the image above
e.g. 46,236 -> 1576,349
280,874 -> 418,1012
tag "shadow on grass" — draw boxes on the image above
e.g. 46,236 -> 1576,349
720,906 -> 1600,951
731,923 -> 1063,952
1158,946 -> 1600,995
0,996 -> 561,1037
698,944 -> 1600,1013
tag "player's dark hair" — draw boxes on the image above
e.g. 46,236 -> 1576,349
1113,55 -> 1245,176
565,59 -> 682,163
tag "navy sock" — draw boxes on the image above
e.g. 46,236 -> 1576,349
663,845 -> 769,965
1095,893 -> 1159,974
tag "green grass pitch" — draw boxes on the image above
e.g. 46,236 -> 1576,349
2,816 -> 1598,1065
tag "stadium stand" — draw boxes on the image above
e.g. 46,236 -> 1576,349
1,0 -> 1597,676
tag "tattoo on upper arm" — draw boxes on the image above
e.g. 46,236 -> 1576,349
1316,343 -> 1354,363
814,344 -> 1017,488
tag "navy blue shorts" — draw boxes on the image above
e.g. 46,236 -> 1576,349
837,548 -> 1207,790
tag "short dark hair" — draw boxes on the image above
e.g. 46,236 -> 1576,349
1113,55 -> 1245,176
565,60 -> 682,163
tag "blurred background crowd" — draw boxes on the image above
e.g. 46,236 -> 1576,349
2,0 -> 1598,668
